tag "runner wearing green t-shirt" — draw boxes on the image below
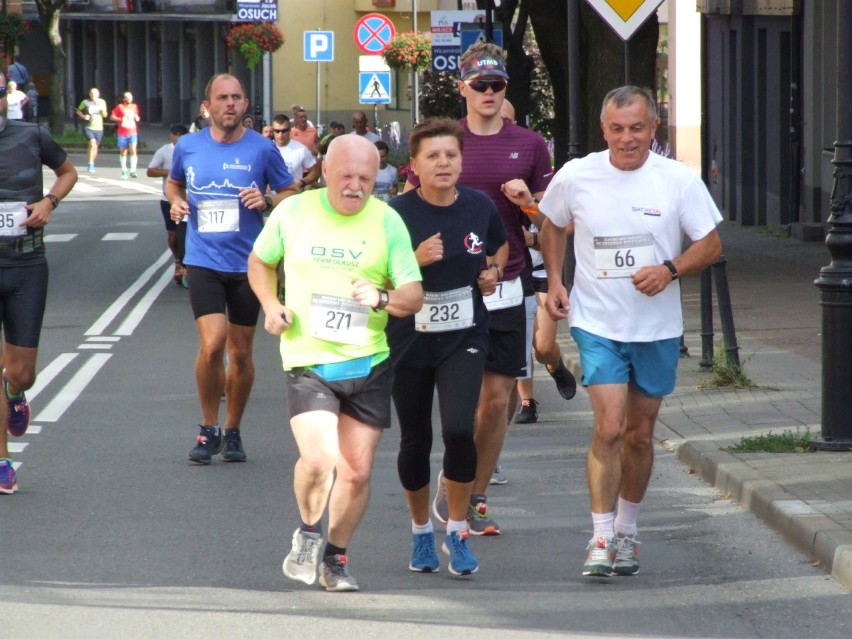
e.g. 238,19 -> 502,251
75,88 -> 108,173
248,134 -> 423,592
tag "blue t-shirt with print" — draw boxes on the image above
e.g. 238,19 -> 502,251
170,128 -> 292,272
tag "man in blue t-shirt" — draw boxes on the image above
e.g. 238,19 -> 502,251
166,73 -> 297,465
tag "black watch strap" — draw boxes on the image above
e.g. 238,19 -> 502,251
662,260 -> 678,280
375,288 -> 390,310
263,195 -> 274,211
46,194 -> 59,210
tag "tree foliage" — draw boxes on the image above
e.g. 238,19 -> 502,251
527,0 -> 658,166
471,0 -> 659,167
33,0 -> 68,134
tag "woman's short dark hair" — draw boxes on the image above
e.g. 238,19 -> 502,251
409,118 -> 464,158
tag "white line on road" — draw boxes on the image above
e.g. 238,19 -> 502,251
114,263 -> 177,336
102,233 -> 139,241
44,234 -> 78,243
85,250 -> 173,336
34,354 -> 113,423
77,344 -> 113,350
27,353 -> 79,402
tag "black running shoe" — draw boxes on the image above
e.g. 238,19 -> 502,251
188,425 -> 222,464
514,398 -> 538,424
221,428 -> 247,462
549,360 -> 577,400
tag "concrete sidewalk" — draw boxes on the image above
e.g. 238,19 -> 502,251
557,222 -> 852,590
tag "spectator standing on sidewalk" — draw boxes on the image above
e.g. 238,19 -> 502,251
189,103 -> 211,133
387,118 -> 507,576
166,73 -> 296,466
290,105 -> 319,155
76,87 -> 108,173
270,114 -> 320,191
110,91 -> 141,179
5,81 -> 27,121
25,83 -> 38,122
372,141 -> 398,202
248,135 -> 423,592
6,56 -> 28,86
350,110 -> 381,143
147,123 -> 189,286
0,73 -> 78,494
539,85 -> 723,577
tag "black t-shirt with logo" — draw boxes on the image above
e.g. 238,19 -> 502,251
386,185 -> 507,368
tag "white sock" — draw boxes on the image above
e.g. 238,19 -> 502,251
120,155 -> 126,171
591,511 -> 615,540
412,519 -> 433,535
614,497 -> 641,537
446,518 -> 467,535
130,155 -> 138,172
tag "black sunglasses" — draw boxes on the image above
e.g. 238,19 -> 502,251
466,79 -> 507,94
0,86 -> 7,98
273,128 -> 291,134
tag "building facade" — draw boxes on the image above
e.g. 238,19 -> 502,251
699,0 -> 836,239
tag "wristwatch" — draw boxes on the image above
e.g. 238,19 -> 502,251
46,194 -> 59,210
662,260 -> 679,281
375,288 -> 390,310
263,194 -> 274,211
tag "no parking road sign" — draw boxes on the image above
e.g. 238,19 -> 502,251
353,13 -> 396,55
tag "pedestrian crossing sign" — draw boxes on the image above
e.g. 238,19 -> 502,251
359,72 -> 391,105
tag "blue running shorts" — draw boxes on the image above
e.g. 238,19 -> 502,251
570,326 -> 680,398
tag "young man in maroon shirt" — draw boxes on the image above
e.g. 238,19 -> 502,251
407,43 -> 575,535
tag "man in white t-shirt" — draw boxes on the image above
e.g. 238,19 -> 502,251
272,114 -> 320,192
147,123 -> 189,285
350,110 -> 381,143
538,85 -> 723,578
371,140 -> 398,202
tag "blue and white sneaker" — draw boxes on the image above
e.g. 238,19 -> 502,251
442,529 -> 478,576
0,458 -> 18,494
409,531 -> 440,573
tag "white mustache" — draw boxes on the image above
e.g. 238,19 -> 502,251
342,189 -> 365,198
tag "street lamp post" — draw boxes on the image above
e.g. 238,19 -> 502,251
812,1 -> 852,451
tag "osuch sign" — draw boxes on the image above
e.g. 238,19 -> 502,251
234,0 -> 279,22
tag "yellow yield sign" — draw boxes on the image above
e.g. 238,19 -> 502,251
585,0 -> 665,41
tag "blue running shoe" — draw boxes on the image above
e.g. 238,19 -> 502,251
221,427 -> 246,462
442,529 -> 478,576
188,425 -> 222,464
4,370 -> 31,437
0,458 -> 18,494
409,531 -> 440,573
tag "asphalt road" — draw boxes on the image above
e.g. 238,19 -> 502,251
0,160 -> 850,639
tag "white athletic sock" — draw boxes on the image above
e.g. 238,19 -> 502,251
591,511 -> 616,540
120,155 -> 127,171
614,497 -> 641,537
130,155 -> 138,172
446,518 -> 467,535
412,519 -> 433,535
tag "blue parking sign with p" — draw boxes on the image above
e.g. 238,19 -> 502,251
304,31 -> 334,62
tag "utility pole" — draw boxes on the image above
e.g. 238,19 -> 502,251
812,1 -> 852,451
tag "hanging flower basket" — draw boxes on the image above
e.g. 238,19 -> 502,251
381,32 -> 432,72
227,22 -> 285,70
0,13 -> 29,54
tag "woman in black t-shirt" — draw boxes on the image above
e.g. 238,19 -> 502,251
387,118 -> 507,577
